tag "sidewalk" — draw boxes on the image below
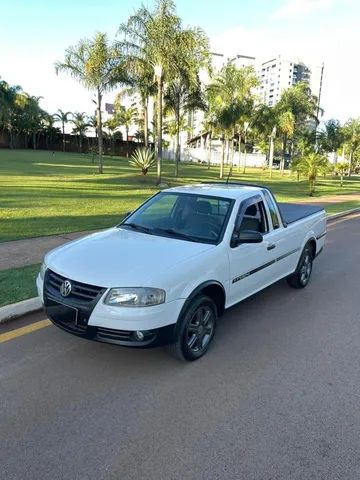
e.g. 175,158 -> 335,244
0,230 -> 97,271
1,193 -> 359,272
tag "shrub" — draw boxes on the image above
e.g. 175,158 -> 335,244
129,148 -> 156,175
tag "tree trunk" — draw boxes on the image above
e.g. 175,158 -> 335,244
33,132 -> 36,150
269,126 -> 276,178
348,150 -> 353,177
242,134 -> 247,174
207,131 -> 212,169
230,130 -> 235,168
62,123 -> 65,152
220,134 -> 225,179
237,135 -> 241,172
156,73 -> 163,184
340,174 -> 343,187
97,88 -> 103,174
144,98 -> 149,148
126,127 -> 129,157
175,106 -> 180,177
281,134 -> 287,176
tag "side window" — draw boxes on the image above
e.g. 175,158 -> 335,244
237,200 -> 269,234
262,190 -> 280,229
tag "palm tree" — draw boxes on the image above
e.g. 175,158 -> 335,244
104,116 -> 119,155
53,109 -> 72,152
119,0 -> 210,183
252,104 -> 277,177
206,63 -> 258,178
0,80 -> 24,148
122,61 -> 156,148
21,95 -> 45,150
55,32 -> 128,173
293,150 -> 329,195
342,118 -> 360,176
276,82 -> 319,173
318,119 -> 343,157
116,106 -> 138,156
42,114 -> 60,149
118,0 -> 181,182
277,110 -> 295,175
334,162 -> 348,187
164,77 -> 206,176
71,112 -> 89,153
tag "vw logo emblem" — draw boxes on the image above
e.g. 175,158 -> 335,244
60,280 -> 72,297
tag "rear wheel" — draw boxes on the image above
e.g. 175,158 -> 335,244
166,295 -> 217,361
287,245 -> 313,289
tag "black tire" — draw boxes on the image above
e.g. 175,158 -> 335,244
166,294 -> 217,361
287,245 -> 314,289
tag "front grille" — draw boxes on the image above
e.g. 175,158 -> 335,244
46,269 -> 104,302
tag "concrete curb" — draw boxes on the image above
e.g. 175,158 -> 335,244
0,206 -> 359,325
0,297 -> 42,324
326,207 -> 360,221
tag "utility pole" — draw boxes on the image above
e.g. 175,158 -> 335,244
315,62 -> 324,152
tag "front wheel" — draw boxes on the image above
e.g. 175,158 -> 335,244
287,245 -> 313,289
166,295 -> 217,361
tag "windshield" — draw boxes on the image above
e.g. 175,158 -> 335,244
120,192 -> 234,244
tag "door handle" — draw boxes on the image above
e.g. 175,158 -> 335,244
267,244 -> 276,250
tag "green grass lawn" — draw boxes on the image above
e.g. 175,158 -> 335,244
0,263 -> 39,307
0,149 -> 359,242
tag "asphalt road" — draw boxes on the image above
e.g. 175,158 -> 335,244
1,214 -> 360,480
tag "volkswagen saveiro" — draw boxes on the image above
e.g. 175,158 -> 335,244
37,183 -> 326,361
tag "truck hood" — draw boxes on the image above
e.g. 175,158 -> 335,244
45,227 -> 214,288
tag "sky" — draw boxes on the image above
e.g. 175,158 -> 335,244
0,0 -> 359,123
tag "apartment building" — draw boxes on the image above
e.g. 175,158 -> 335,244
258,55 -> 320,106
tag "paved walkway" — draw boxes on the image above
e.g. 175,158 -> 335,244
0,231 -> 96,271
1,194 -> 359,272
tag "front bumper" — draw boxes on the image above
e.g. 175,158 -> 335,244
46,303 -> 176,348
37,273 -> 182,348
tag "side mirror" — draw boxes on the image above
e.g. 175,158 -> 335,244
124,211 -> 132,219
231,230 -> 263,247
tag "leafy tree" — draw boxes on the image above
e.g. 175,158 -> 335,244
53,109 -> 72,151
55,32 -> 128,173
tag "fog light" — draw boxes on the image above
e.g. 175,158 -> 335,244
133,330 -> 145,341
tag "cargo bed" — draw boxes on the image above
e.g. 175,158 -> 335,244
278,203 -> 324,225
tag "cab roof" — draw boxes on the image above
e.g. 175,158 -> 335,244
166,183 -> 264,200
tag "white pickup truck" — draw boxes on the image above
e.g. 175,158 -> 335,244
37,183 -> 326,361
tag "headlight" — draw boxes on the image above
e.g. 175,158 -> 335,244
104,287 -> 166,307
39,262 -> 47,281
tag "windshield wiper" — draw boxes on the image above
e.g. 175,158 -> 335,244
120,223 -> 154,234
154,228 -> 202,243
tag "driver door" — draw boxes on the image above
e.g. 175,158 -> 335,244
227,195 -> 278,306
